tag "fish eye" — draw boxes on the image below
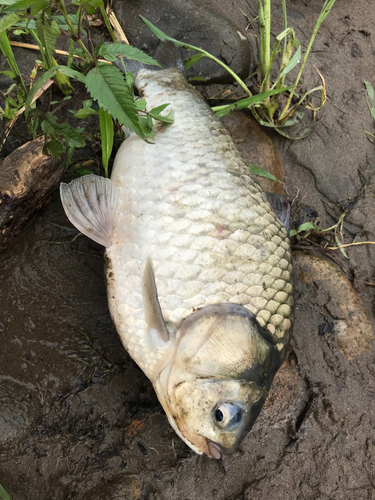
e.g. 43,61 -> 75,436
213,403 -> 243,429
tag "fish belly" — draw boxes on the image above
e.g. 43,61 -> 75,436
106,69 -> 293,378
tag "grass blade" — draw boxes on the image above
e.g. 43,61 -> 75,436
25,65 -> 85,109
0,30 -> 28,97
0,483 -> 11,500
99,106 -> 114,178
249,164 -> 282,183
212,86 -> 294,119
98,43 -> 160,66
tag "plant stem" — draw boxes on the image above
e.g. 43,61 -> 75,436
55,0 -> 92,60
189,47 -> 252,97
280,0 -> 287,88
279,0 -> 336,120
263,0 -> 271,93
100,4 -> 117,43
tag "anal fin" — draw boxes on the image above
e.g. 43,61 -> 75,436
60,174 -> 118,247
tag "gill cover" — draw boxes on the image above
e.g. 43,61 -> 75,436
153,303 -> 282,458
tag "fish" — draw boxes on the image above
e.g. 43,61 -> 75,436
60,40 -> 294,459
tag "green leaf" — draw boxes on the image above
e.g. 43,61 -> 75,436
188,76 -> 207,83
36,14 -> 60,68
147,103 -> 174,123
98,43 -> 160,66
135,99 -> 146,110
0,484 -> 11,500
85,63 -> 143,137
73,107 -> 98,119
184,53 -> 204,70
212,86 -> 294,119
249,164 -> 282,183
82,99 -> 93,108
99,106 -> 114,178
0,70 -> 16,79
139,16 -> 200,52
30,0 -> 48,16
41,112 -> 86,148
278,40 -> 301,79
25,65 -> 86,109
0,30 -> 27,97
53,14 -> 86,35
149,108 -> 174,124
0,13 -> 20,33
289,221 -> 316,236
76,168 -> 94,176
43,139 -> 65,157
3,0 -> 40,12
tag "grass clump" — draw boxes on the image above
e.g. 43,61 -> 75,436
142,0 -> 336,139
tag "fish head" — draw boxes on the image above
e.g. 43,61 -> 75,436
154,304 -> 282,459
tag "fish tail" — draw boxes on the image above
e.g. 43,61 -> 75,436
114,39 -> 184,79
60,174 -> 118,247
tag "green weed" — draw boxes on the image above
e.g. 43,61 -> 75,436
0,0 -> 173,176
142,0 -> 336,139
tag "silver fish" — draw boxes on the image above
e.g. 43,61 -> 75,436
60,41 -> 293,459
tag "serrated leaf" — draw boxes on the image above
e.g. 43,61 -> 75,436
85,63 -> 143,137
42,112 -> 86,148
99,106 -> 114,178
73,107 -> 98,119
3,0 -> 39,12
36,14 -> 60,68
184,53 -> 204,70
53,14 -> 86,35
98,43 -> 160,66
0,12 -> 20,33
30,0 -> 48,16
249,164 -> 282,183
43,139 -> 65,157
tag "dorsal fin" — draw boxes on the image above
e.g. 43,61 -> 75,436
143,258 -> 169,342
60,174 -> 118,247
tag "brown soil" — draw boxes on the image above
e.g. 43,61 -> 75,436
1,1 -> 375,499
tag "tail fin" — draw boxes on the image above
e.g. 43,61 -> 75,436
114,40 -> 184,79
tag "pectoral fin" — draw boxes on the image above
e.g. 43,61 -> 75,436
60,174 -> 118,247
143,258 -> 169,342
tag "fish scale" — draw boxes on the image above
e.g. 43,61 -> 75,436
106,68 -> 293,380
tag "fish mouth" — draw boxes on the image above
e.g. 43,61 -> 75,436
207,440 -> 223,460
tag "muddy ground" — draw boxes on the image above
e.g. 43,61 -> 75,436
1,0 -> 375,499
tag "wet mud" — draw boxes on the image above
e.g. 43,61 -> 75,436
1,0 -> 375,499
